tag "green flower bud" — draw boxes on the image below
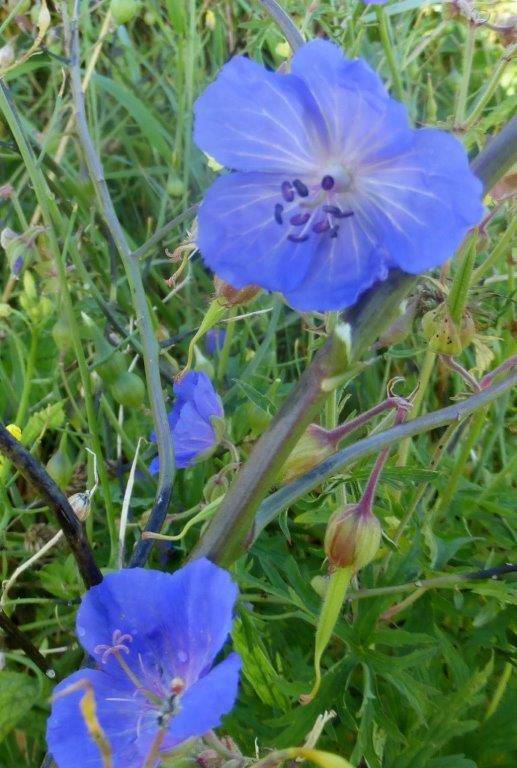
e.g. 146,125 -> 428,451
279,424 -> 335,484
46,437 -> 73,488
110,371 -> 145,408
166,175 -> 185,198
110,0 -> 140,25
324,503 -> 381,571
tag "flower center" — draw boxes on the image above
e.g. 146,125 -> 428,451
274,174 -> 354,245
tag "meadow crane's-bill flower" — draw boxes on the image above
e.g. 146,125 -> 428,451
193,39 -> 484,312
149,370 -> 224,473
47,559 -> 241,768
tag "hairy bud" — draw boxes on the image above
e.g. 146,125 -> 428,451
324,503 -> 381,571
279,425 -> 335,484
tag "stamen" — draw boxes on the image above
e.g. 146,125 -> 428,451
292,179 -> 309,198
312,219 -> 330,234
281,181 -> 295,203
321,175 -> 334,191
329,226 -> 340,239
288,233 -> 310,243
290,212 -> 311,226
94,629 -> 133,664
170,677 -> 185,696
323,205 -> 353,219
274,203 -> 284,225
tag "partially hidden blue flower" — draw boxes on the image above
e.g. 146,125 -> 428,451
205,328 -> 227,355
47,559 -> 241,768
150,370 -> 224,473
193,40 -> 484,312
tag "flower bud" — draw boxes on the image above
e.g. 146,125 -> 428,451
214,277 -> 260,307
324,503 -> 381,571
110,0 -> 140,25
422,304 -> 475,356
279,424 -> 335,484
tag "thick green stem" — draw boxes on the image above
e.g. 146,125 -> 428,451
191,272 -> 414,566
253,370 -> 516,539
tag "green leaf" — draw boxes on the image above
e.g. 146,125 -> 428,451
0,671 -> 39,741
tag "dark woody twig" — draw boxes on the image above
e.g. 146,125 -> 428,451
0,608 -> 54,677
0,423 -> 102,589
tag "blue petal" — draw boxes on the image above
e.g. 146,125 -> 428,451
359,128 -> 484,273
162,653 -> 242,750
194,56 -> 326,173
290,40 -> 406,155
188,371 -> 224,422
76,560 -> 238,689
46,668 -> 152,768
198,172 -> 320,294
173,401 -> 218,468
283,213 -> 388,311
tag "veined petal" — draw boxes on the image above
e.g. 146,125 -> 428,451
290,39 -> 409,158
77,561 -> 238,689
162,654 -> 242,750
284,212 -> 388,311
197,172 -> 319,294
194,56 -> 325,174
360,128 -> 484,273
46,669 -> 151,768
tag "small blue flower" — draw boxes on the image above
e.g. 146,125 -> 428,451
194,40 -> 483,312
205,328 -> 227,356
150,371 -> 224,472
47,559 -> 241,768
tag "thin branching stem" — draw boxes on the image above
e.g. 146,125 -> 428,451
66,0 -> 175,567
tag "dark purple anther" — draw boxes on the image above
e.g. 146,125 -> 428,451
323,204 -> 343,217
293,179 -> 309,198
287,233 -> 310,243
281,181 -> 295,203
329,226 -> 339,239
312,219 -> 330,234
321,175 -> 334,191
290,212 -> 311,226
274,203 -> 284,225
323,205 -> 354,219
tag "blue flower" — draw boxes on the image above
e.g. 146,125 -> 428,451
47,559 -> 241,768
150,371 -> 224,472
194,40 -> 483,312
205,328 -> 227,355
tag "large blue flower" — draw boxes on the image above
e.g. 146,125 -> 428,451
194,40 -> 483,312
150,371 -> 224,472
47,559 -> 241,768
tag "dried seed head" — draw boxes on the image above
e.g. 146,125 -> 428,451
68,492 -> 91,522
214,277 -> 260,307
